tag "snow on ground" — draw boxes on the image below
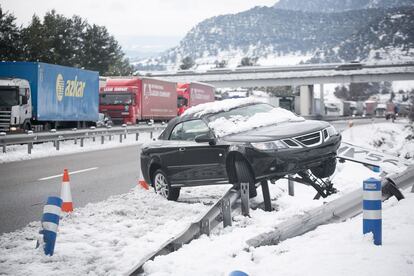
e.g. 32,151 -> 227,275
0,130 -> 162,164
342,120 -> 414,160
0,121 -> 413,275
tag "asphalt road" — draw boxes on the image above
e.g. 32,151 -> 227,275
0,145 -> 141,234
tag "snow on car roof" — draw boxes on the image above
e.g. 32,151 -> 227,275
209,106 -> 304,137
182,97 -> 304,137
182,97 -> 264,117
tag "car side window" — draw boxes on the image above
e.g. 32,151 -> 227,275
169,123 -> 184,140
169,120 -> 211,141
181,120 -> 211,141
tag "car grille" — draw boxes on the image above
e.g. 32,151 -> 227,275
294,131 -> 322,147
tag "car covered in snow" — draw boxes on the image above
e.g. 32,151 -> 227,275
140,98 -> 341,200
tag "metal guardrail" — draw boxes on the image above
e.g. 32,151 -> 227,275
127,186 -> 241,275
246,165 -> 414,248
0,125 -> 165,154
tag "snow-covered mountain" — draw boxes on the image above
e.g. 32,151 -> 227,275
274,0 -> 414,13
135,1 -> 414,71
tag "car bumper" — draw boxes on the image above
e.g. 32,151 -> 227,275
246,135 -> 341,180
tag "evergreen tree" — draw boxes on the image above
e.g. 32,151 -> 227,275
0,6 -> 22,61
179,56 -> 195,70
19,10 -> 131,75
21,15 -> 47,62
81,24 -> 129,75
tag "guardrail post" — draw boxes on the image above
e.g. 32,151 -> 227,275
28,142 -> 33,154
80,138 -> 84,147
288,176 -> 295,196
261,180 -> 272,212
74,138 -> 77,145
101,135 -> 104,145
119,134 -> 123,143
56,140 -> 60,151
363,178 -> 382,245
136,133 -> 139,141
150,131 -> 153,139
222,198 -> 232,227
240,182 -> 250,217
3,144 -> 6,153
109,135 -> 112,141
200,219 -> 210,236
92,136 -> 96,142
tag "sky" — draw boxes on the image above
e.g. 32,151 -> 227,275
1,0 -> 278,55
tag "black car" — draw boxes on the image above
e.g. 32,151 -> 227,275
140,101 -> 341,200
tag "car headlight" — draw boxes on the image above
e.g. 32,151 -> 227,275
251,140 -> 288,151
326,125 -> 338,136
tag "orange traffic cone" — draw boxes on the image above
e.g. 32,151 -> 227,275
61,169 -> 73,212
138,169 -> 149,190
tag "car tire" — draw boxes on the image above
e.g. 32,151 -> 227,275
311,158 -> 337,178
152,169 -> 180,201
234,160 -> 257,198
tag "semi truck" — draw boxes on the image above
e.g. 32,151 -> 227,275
177,82 -> 215,115
0,62 -> 99,132
99,77 -> 177,124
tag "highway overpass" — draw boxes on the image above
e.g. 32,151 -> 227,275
150,62 -> 414,116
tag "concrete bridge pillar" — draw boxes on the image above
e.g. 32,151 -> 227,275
319,84 -> 325,116
299,85 -> 314,116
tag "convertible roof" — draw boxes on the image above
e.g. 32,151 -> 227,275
182,97 -> 265,118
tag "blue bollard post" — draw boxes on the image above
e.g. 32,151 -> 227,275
363,178 -> 382,245
229,271 -> 249,276
37,196 -> 62,256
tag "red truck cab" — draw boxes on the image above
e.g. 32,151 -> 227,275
177,82 -> 215,115
100,78 -> 177,124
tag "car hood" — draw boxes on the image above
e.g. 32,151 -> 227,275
221,120 -> 330,142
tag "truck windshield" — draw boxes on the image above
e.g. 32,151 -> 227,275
100,93 -> 133,105
177,96 -> 188,107
0,87 -> 19,106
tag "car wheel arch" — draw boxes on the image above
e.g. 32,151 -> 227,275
226,151 -> 255,184
148,161 -> 162,186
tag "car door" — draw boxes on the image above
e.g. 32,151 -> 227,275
170,119 -> 228,186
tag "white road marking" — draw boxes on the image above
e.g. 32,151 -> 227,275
38,167 -> 98,181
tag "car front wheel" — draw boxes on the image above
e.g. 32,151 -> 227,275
153,169 -> 180,201
234,160 -> 257,198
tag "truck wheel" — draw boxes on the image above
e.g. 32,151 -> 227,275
311,158 -> 337,178
152,169 -> 180,201
234,160 -> 257,198
23,121 -> 31,131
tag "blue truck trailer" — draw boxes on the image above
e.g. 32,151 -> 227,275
0,62 -> 99,131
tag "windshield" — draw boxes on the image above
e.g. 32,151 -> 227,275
207,103 -> 274,122
177,96 -> 188,108
0,87 -> 19,106
206,103 -> 303,137
100,93 -> 133,105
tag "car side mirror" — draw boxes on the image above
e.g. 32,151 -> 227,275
195,134 -> 216,145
